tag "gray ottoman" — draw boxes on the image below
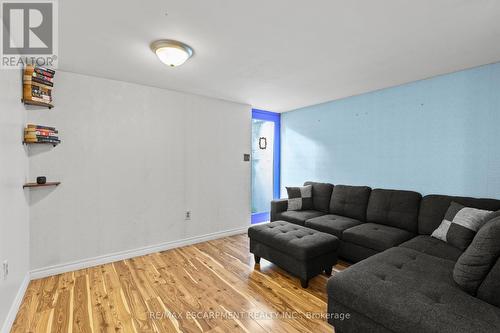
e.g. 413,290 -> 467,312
248,221 -> 339,288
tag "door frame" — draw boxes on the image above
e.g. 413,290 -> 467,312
251,109 -> 280,224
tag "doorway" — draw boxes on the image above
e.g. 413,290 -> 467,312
251,109 -> 280,224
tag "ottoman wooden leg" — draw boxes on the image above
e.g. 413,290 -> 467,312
254,255 -> 261,264
324,266 -> 333,276
300,278 -> 309,288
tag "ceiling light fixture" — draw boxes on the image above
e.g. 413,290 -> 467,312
150,39 -> 193,67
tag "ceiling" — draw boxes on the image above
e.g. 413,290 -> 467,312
59,0 -> 500,112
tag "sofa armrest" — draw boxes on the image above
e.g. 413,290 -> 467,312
271,199 -> 288,221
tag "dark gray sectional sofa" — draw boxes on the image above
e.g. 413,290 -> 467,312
270,181 -> 500,333
271,182 -> 424,263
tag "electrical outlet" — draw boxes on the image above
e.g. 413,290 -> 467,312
185,211 -> 191,220
2,261 -> 8,280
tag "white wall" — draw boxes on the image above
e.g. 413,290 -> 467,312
0,71 -> 30,330
28,71 -> 251,271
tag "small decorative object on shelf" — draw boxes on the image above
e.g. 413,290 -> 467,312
22,65 -> 55,109
36,176 -> 47,184
23,124 -> 60,146
23,181 -> 61,188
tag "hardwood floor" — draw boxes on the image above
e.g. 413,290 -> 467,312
11,233 -> 348,333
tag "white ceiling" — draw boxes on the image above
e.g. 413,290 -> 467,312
59,0 -> 500,112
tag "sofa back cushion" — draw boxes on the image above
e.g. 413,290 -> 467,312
304,181 -> 334,213
477,257 -> 500,307
418,195 -> 500,235
453,216 -> 500,295
329,185 -> 371,221
366,189 -> 422,233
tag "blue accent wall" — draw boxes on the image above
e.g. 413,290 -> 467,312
281,63 -> 500,199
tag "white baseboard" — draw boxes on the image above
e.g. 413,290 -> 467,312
30,225 -> 256,280
1,273 -> 30,333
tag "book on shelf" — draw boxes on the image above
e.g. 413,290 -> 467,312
32,72 -> 53,83
24,138 -> 61,144
25,68 -> 53,86
26,124 -> 57,131
31,85 -> 52,95
31,91 -> 52,98
23,76 -> 53,90
24,138 -> 60,144
23,65 -> 55,106
33,68 -> 54,78
34,67 -> 54,75
25,65 -> 55,77
24,128 -> 58,135
24,133 -> 59,139
29,96 -> 51,103
24,124 -> 60,144
31,76 -> 53,87
36,66 -> 55,76
30,96 -> 51,103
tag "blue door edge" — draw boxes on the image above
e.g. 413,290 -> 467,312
251,109 -> 280,224
251,212 -> 270,224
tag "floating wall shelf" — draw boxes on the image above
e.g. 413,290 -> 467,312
21,98 -> 53,109
22,65 -> 55,109
23,181 -> 61,188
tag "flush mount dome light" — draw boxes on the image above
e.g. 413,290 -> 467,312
151,39 -> 193,67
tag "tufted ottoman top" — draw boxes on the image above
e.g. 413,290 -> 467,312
248,221 -> 339,260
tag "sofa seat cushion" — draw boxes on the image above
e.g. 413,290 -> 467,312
305,214 -> 362,239
399,235 -> 462,262
274,210 -> 325,226
343,223 -> 414,252
248,221 -> 339,260
327,247 -> 500,333
339,241 -> 379,263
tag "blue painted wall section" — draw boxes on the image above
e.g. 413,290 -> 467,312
281,62 -> 500,199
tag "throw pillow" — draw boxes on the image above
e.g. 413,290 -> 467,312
476,257 -> 500,307
286,185 -> 313,211
453,216 -> 500,295
431,201 -> 492,250
485,209 -> 500,223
